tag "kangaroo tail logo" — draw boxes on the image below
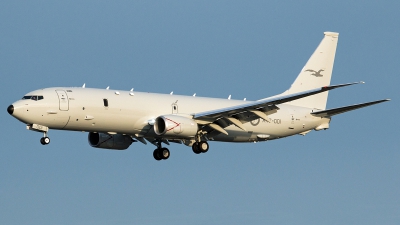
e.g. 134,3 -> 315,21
305,69 -> 324,77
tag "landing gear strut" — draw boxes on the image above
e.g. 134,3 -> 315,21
40,132 -> 50,145
192,141 -> 209,154
153,140 -> 170,161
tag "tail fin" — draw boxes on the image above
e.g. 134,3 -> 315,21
282,31 -> 339,110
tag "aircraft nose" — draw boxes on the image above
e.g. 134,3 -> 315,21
7,105 -> 14,115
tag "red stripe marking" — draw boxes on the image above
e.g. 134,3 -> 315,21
165,117 -> 181,132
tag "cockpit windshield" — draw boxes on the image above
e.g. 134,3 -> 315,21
22,96 -> 44,101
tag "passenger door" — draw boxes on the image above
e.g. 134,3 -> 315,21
56,90 -> 69,111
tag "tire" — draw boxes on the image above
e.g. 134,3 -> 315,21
40,137 -> 46,145
192,142 -> 201,154
153,149 -> 162,161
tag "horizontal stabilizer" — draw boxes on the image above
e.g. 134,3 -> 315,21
311,99 -> 390,117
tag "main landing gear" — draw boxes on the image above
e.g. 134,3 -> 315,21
192,141 -> 209,154
153,140 -> 170,161
152,140 -> 210,161
40,132 -> 50,145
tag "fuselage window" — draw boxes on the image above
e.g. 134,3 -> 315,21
38,96 -> 44,100
103,99 -> 109,107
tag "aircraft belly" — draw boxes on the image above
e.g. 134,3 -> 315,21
64,112 -> 137,134
212,129 -> 255,142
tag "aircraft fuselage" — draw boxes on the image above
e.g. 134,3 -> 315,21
10,87 -> 328,143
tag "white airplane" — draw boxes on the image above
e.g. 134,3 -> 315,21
7,32 -> 389,161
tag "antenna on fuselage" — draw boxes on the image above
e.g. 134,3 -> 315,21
228,95 -> 231,100
170,91 -> 173,95
244,98 -> 246,101
193,93 -> 196,97
130,88 -> 134,91
106,86 -> 110,90
82,83 -> 86,88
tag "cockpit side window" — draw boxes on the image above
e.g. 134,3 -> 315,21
22,95 -> 44,101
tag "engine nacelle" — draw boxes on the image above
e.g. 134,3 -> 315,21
88,132 -> 132,150
154,115 -> 198,138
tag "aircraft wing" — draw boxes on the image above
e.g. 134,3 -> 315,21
310,99 -> 390,117
193,82 -> 361,122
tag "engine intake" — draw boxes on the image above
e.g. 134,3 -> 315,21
154,115 -> 198,138
88,132 -> 132,150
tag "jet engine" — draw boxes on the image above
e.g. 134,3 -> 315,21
88,132 -> 133,150
154,115 -> 198,138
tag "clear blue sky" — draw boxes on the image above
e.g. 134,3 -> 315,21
1,1 -> 398,225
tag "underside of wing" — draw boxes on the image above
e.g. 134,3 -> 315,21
311,99 -> 390,117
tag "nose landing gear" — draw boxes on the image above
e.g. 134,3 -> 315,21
26,124 -> 50,146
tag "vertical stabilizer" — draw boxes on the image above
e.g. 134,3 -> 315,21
282,32 -> 339,110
